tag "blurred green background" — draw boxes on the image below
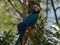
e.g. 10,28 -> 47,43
0,0 -> 60,45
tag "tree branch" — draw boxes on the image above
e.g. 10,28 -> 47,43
18,0 -> 23,5
51,0 -> 59,24
7,0 -> 23,16
56,7 -> 60,11
22,0 -> 27,19
18,0 -> 27,19
18,0 -> 28,9
46,0 -> 48,18
45,0 -> 49,22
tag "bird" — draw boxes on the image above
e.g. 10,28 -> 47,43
15,5 -> 40,45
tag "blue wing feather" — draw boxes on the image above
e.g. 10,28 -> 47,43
23,13 -> 38,26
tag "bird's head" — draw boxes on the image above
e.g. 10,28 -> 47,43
31,5 -> 40,14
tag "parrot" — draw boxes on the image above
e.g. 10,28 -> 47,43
15,5 -> 40,45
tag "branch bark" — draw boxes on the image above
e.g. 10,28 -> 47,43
45,0 -> 49,22
18,0 -> 23,5
7,0 -> 23,17
18,0 -> 28,8
22,0 -> 27,19
46,0 -> 48,18
56,7 -> 60,11
51,0 -> 59,24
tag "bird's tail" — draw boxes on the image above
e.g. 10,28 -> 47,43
15,34 -> 23,45
15,23 -> 27,45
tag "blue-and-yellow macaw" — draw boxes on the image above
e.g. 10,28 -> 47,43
15,5 -> 40,45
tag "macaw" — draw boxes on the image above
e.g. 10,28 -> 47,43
15,5 -> 40,45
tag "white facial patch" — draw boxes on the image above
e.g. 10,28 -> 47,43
35,8 -> 39,11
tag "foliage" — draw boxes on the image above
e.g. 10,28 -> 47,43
0,30 -> 16,45
0,0 -> 18,31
